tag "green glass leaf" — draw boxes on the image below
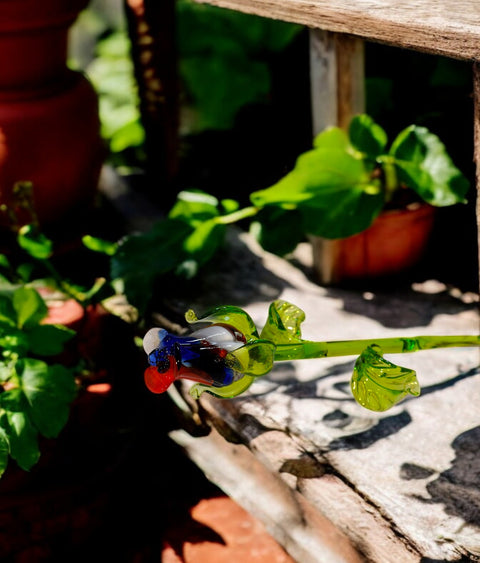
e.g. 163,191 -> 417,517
190,374 -> 255,399
227,340 -> 275,376
351,345 -> 421,412
1,411 -> 40,471
185,305 -> 259,341
18,359 -> 78,439
82,235 -> 118,256
390,125 -> 469,206
349,114 -> 388,159
13,287 -> 48,329
17,225 -> 53,260
260,300 -> 305,344
27,324 -> 76,356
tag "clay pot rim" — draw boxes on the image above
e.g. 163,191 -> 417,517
377,202 -> 436,221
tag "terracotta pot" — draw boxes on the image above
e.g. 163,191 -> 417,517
0,0 -> 104,228
310,203 -> 436,284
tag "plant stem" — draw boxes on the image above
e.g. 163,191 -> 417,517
379,156 -> 398,203
273,335 -> 480,362
215,206 -> 260,225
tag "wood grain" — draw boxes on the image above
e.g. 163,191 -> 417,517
194,0 -> 480,61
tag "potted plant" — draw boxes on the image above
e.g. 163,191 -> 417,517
0,222 -> 142,560
249,114 -> 470,284
0,0 -> 104,228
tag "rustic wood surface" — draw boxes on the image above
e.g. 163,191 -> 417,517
166,230 -> 480,562
194,0 -> 480,61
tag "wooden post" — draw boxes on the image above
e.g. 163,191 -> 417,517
309,30 -> 365,284
124,0 -> 179,207
474,62 -> 480,298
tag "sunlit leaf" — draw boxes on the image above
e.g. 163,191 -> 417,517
349,114 -> 388,159
351,345 -> 420,412
17,225 -> 53,260
13,287 -> 48,329
390,125 -> 469,206
260,300 -> 305,344
1,411 -> 40,471
18,359 -> 77,439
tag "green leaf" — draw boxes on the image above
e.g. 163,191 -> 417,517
82,235 -> 118,256
168,190 -> 220,226
228,341 -> 275,376
17,225 -> 53,260
260,300 -> 305,344
28,324 -> 76,356
0,426 -> 9,478
390,125 -> 470,206
313,127 -> 349,151
18,359 -> 77,438
251,207 -> 305,256
251,148 -> 370,206
182,219 -> 225,262
1,411 -> 40,471
186,304 -> 259,341
111,218 -> 191,312
0,388 -> 27,410
300,187 -> 384,239
0,296 -> 16,327
351,345 -> 420,412
13,287 -> 48,329
349,114 -> 388,159
251,148 -> 383,239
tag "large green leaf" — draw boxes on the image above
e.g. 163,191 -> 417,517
250,207 -> 305,256
251,148 -> 371,207
300,187 -> 384,239
27,324 -> 76,356
13,287 -> 48,329
390,125 -> 469,206
111,218 -> 191,312
1,411 -> 40,471
251,148 -> 383,239
18,359 -> 77,439
349,114 -> 388,160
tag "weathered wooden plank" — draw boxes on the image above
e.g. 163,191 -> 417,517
194,0 -> 480,61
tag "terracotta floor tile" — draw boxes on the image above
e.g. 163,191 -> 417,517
162,496 -> 295,563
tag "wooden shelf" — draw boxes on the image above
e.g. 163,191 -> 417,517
195,0 -> 480,61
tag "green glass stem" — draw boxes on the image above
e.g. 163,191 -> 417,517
273,335 -> 480,362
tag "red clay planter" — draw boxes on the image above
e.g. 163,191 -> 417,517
0,0 -> 104,227
311,203 -> 436,284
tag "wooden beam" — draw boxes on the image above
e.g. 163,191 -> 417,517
309,30 -> 365,284
195,0 -> 480,62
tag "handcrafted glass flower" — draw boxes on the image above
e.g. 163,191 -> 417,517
143,300 -> 480,411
